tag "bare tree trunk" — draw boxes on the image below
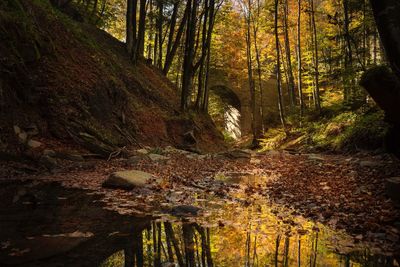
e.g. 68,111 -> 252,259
126,0 -> 137,55
297,0 -> 304,117
310,0 -> 321,111
369,0 -> 400,79
163,5 -> 188,75
157,0 -> 163,68
275,0 -> 287,130
181,0 -> 199,110
283,0 -> 296,108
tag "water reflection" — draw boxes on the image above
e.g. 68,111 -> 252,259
101,218 -> 397,267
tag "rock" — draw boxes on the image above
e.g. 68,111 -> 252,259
170,205 -> 202,216
386,177 -> 400,203
127,155 -> 143,165
359,160 -> 381,168
163,146 -> 190,154
148,153 -> 169,162
185,153 -> 207,160
27,139 -> 42,148
308,154 -> 324,161
18,132 -> 28,143
183,131 -> 197,144
136,148 -> 149,155
13,125 -> 21,134
102,170 -> 160,190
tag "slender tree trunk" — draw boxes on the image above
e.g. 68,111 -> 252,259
195,0 -> 210,109
126,0 -> 137,55
251,7 -> 264,132
181,0 -> 199,110
297,0 -> 304,117
310,0 -> 321,111
283,0 -> 296,108
163,5 -> 188,75
133,0 -> 147,62
275,0 -> 287,130
157,0 -> 163,68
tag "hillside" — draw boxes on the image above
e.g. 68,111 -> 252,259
0,0 -> 224,160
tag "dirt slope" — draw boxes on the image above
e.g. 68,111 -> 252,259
0,0 -> 224,158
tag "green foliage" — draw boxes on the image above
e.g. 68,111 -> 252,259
338,110 -> 388,151
259,128 -> 287,150
260,107 -> 389,152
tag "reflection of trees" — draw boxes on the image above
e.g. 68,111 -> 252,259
118,220 -> 397,267
124,221 -> 213,267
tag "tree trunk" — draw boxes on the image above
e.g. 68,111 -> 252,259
163,5 -> 188,75
297,0 -> 304,117
275,0 -> 287,130
310,0 -> 321,111
181,0 -> 199,110
283,0 -> 296,108
369,0 -> 400,79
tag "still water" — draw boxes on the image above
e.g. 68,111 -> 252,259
0,180 -> 398,267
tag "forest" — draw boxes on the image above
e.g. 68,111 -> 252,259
0,0 -> 400,266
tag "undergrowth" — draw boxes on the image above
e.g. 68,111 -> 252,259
260,106 -> 389,153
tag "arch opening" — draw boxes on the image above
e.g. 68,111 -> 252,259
208,85 -> 241,140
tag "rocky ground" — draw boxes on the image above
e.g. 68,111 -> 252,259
1,146 -> 400,255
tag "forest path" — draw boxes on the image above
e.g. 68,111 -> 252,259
1,149 -> 400,264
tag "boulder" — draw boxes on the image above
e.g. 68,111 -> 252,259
148,153 -> 169,162
102,170 -> 161,190
386,177 -> 400,203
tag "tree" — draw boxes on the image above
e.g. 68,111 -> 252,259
275,0 -> 286,130
369,0 -> 400,79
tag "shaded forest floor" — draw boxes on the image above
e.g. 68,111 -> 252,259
1,148 -> 400,255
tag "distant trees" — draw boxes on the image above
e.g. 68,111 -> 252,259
60,0 -> 389,132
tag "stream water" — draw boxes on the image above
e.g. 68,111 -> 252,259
0,179 -> 398,267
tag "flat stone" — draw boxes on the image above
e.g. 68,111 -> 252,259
163,146 -> 190,154
148,153 -> 169,162
359,161 -> 381,168
308,154 -> 324,161
386,177 -> 400,202
102,170 -> 160,190
185,153 -> 207,160
27,139 -> 42,148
